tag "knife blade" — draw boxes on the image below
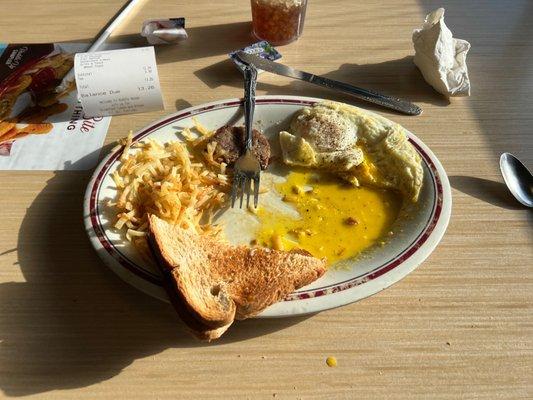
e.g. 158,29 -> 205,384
236,51 -> 422,116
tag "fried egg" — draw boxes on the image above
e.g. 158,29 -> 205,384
279,101 -> 424,202
279,105 -> 364,175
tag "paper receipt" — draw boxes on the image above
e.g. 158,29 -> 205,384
74,47 -> 164,117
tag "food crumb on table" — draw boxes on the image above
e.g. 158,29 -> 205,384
326,356 -> 337,367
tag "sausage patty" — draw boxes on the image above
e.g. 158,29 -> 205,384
207,125 -> 271,170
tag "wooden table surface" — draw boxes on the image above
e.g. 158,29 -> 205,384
0,0 -> 531,398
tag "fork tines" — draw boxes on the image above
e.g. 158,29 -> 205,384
230,169 -> 260,209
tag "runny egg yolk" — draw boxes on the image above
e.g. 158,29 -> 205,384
255,170 -> 402,265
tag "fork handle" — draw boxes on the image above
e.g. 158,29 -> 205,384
243,64 -> 258,151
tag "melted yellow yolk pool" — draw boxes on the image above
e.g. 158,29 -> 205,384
255,170 -> 402,265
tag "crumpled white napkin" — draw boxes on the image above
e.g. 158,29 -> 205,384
412,8 -> 471,97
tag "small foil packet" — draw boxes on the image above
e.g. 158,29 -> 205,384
229,41 -> 281,73
141,18 -> 188,45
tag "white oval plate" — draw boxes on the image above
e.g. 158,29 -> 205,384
84,96 -> 451,318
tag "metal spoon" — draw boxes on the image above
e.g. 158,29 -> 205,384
499,153 -> 533,208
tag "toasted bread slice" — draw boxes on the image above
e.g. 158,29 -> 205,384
148,215 -> 326,339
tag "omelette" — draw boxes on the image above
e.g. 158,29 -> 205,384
279,101 -> 424,202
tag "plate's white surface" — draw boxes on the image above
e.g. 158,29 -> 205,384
84,96 -> 451,318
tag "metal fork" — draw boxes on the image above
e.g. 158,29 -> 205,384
230,64 -> 261,208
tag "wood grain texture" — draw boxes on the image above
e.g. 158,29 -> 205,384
0,0 -> 531,398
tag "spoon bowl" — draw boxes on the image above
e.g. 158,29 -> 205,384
499,153 -> 533,208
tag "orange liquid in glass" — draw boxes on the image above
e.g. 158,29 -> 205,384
251,0 -> 307,45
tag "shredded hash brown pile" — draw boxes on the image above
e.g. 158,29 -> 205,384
110,119 -> 230,256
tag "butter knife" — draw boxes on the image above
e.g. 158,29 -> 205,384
236,51 -> 422,116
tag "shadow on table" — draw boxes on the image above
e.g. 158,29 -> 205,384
449,175 -> 524,210
0,147 -> 311,397
156,21 -> 254,65
64,21 -> 255,65
195,56 -> 449,112
174,99 -> 193,111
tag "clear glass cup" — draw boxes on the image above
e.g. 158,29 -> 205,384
251,0 -> 308,46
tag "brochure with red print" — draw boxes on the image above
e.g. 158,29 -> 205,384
0,43 -> 115,170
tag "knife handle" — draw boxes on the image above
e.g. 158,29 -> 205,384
309,75 -> 422,116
